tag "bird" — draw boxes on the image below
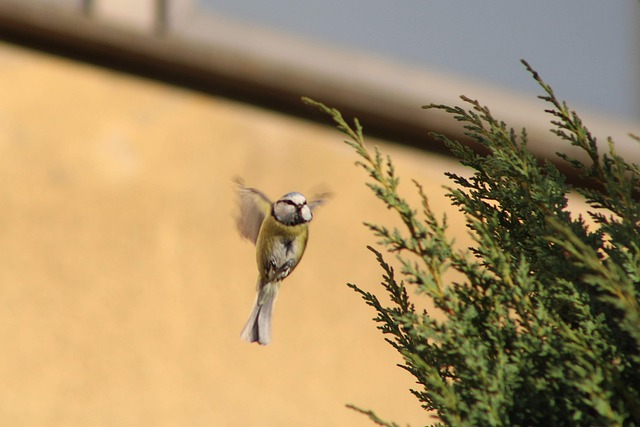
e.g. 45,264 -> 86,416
234,178 -> 329,345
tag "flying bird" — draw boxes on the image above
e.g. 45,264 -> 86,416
234,178 -> 329,345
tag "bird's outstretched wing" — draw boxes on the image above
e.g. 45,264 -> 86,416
308,192 -> 332,211
234,177 -> 272,244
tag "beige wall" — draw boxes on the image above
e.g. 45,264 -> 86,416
0,40 -> 587,426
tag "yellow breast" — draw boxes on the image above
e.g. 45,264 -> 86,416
255,215 -> 309,282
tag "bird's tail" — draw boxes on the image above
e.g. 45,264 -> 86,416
240,280 -> 280,345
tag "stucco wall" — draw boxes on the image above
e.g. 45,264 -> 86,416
0,40 -> 519,426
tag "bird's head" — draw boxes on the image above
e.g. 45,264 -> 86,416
273,192 -> 312,226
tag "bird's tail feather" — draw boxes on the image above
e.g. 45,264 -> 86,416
240,281 -> 280,345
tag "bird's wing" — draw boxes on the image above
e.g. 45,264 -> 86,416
308,191 -> 332,211
234,177 -> 272,244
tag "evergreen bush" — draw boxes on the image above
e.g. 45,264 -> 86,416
303,60 -> 640,427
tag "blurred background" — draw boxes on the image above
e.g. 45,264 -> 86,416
0,1 -> 638,426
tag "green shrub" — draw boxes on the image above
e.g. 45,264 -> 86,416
303,60 -> 640,427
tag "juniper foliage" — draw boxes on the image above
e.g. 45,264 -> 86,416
303,60 -> 640,427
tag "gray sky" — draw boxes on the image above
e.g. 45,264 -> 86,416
199,0 -> 639,121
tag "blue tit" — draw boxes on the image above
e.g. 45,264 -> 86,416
234,178 -> 328,345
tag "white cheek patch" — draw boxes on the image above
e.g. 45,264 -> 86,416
300,205 -> 312,222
